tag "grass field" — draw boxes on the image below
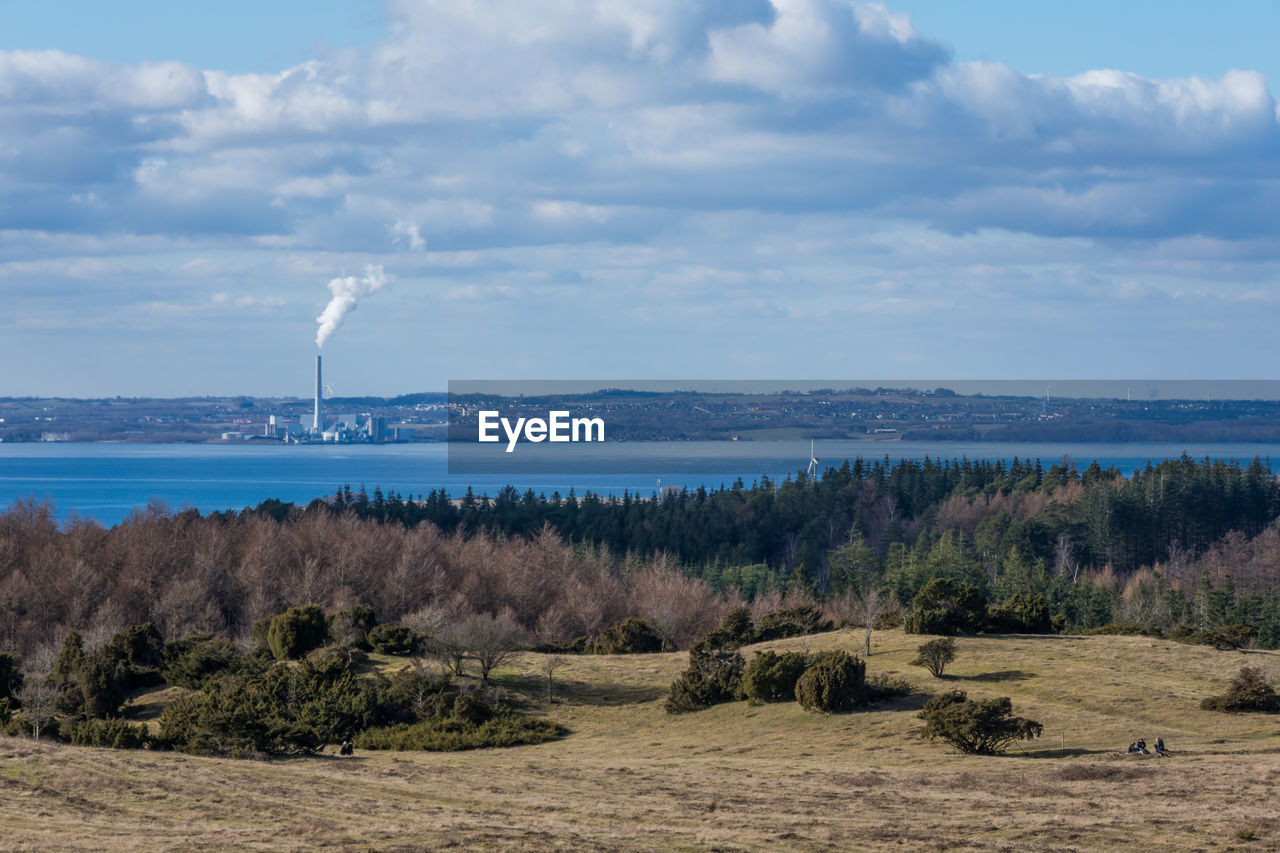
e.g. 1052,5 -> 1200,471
3,629 -> 1279,851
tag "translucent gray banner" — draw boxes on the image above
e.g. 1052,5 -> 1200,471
447,380 -> 1280,475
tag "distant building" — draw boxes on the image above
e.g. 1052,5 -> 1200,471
393,425 -> 416,441
364,415 -> 387,441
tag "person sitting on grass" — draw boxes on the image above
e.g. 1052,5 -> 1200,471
1126,742 -> 1140,754
1136,738 -> 1147,754
1154,737 -> 1170,757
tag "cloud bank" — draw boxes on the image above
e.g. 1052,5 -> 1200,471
1,0 -> 1277,393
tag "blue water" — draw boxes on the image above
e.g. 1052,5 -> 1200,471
0,440 -> 1276,526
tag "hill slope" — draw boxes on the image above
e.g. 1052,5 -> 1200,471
3,629 -> 1279,851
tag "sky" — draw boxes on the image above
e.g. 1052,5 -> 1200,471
2,1 -> 1279,398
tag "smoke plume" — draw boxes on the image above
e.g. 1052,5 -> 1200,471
315,265 -> 392,349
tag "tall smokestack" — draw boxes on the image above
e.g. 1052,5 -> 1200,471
313,354 -> 322,432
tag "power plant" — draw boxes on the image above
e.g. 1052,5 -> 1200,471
256,353 -> 390,444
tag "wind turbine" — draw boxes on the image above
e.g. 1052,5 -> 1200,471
324,382 -> 336,399
806,439 -> 819,480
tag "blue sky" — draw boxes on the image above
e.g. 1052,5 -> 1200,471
2,1 -> 1278,396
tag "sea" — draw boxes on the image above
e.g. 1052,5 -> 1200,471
1,440 -> 1277,526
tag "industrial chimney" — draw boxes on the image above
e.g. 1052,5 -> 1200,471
313,354 -> 323,433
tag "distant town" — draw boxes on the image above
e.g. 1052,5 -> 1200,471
4,386 -> 1280,444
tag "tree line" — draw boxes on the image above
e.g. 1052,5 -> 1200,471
4,454 -> 1280,658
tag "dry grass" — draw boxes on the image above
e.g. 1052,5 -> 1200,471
4,629 -> 1280,851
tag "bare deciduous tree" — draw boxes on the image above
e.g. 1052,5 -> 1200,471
847,588 -> 900,657
463,610 -> 526,682
539,655 -> 568,707
16,681 -> 60,740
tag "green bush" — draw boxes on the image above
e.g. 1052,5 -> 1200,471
267,605 -> 328,660
865,672 -> 913,703
355,668 -> 565,751
795,649 -> 865,713
368,624 -> 417,655
106,623 -> 165,670
665,635 -> 745,713
1080,622 -> 1162,637
355,711 -> 566,751
589,617 -> 666,654
904,578 -> 987,636
159,655 -> 378,757
755,606 -> 833,641
1173,624 -> 1257,651
715,607 -> 756,645
371,665 -> 454,726
79,648 -> 132,718
328,605 -> 378,650
910,637 -> 957,678
52,631 -> 85,684
249,616 -> 274,654
0,653 -> 23,704
986,593 -> 1053,634
873,610 -> 905,630
918,690 -> 1043,754
67,718 -> 150,749
1200,667 -> 1279,713
0,697 -> 12,726
162,633 -> 248,689
742,650 -> 808,704
4,713 -> 62,741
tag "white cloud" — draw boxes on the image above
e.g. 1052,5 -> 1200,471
1,1 -> 1280,392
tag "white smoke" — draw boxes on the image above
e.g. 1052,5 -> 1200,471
315,264 -> 392,349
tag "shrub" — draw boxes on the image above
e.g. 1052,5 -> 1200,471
249,617 -> 274,655
79,647 -> 132,718
67,718 -> 151,750
918,690 -> 1043,754
356,668 -> 566,751
1200,667 -> 1280,713
986,593 -> 1053,634
589,617 -> 666,654
0,697 -> 11,726
910,637 -> 957,678
0,653 -> 23,704
865,672 -> 913,703
52,631 -> 85,684
268,605 -> 328,660
1080,622 -> 1162,638
157,653 -> 383,757
106,623 -> 165,670
373,665 -> 455,726
794,650 -> 865,713
715,607 -> 756,646
354,711 -> 566,751
904,578 -> 987,636
368,624 -> 417,655
665,635 -> 745,714
873,610 -> 905,630
328,605 -> 378,650
755,606 -> 833,641
162,633 -> 247,689
742,651 -> 808,704
1219,625 -> 1259,649
4,713 -> 61,741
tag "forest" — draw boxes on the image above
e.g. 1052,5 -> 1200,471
2,454 -> 1280,656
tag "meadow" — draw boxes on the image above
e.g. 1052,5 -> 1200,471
3,628 -> 1278,852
